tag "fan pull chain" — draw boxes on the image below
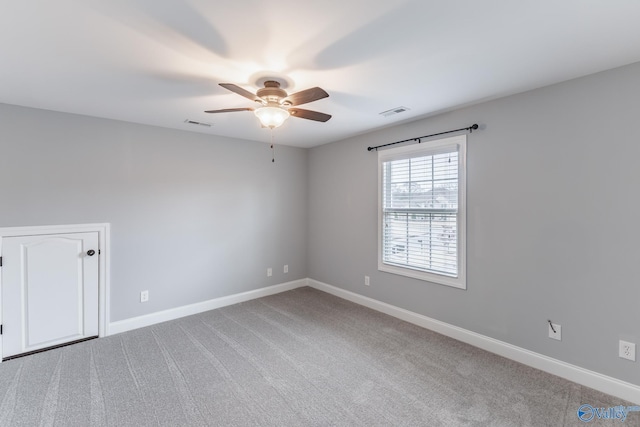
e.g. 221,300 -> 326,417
270,129 -> 275,163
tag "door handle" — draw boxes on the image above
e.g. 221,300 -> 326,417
87,249 -> 96,256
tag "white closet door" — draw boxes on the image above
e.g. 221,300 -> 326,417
1,232 -> 99,359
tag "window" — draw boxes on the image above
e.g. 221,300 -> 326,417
378,134 -> 466,289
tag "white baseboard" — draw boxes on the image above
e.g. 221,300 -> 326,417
307,279 -> 640,405
108,279 -> 307,336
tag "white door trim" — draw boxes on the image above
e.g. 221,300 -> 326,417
0,223 -> 110,362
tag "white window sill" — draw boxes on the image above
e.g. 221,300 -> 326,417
378,262 -> 466,290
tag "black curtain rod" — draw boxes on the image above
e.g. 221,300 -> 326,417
367,123 -> 479,151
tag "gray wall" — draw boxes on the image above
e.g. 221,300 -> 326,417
0,104 -> 308,322
308,61 -> 640,386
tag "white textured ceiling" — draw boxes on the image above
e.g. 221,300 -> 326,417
2,1 -> 640,148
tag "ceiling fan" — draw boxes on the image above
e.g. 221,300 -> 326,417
205,80 -> 331,128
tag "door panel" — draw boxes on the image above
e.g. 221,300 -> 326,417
2,232 -> 99,359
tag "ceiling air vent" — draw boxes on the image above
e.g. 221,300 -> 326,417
379,106 -> 411,117
184,119 -> 212,127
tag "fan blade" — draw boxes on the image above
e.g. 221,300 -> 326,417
288,108 -> 331,122
204,108 -> 254,113
284,87 -> 329,106
219,83 -> 260,102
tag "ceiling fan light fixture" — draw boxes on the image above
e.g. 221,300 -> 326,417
254,105 -> 290,128
207,81 -> 331,125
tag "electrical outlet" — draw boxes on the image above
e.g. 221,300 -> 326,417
284,265 -> 288,273
364,276 -> 370,286
548,322 -> 561,341
267,268 -> 272,277
140,290 -> 149,303
619,340 -> 636,361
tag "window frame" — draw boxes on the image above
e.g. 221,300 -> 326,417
377,134 -> 467,289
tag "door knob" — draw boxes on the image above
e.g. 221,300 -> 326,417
87,249 -> 96,256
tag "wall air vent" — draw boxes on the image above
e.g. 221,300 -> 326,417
379,106 -> 411,117
184,119 -> 212,127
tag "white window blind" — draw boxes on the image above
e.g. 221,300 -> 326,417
378,135 -> 466,288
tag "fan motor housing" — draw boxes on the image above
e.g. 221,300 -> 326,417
257,80 -> 287,103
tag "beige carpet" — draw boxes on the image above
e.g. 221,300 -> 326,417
0,287 -> 634,426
